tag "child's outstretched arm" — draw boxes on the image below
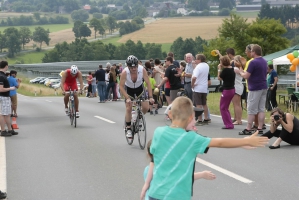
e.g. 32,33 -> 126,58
209,131 -> 269,148
194,171 -> 216,180
140,162 -> 154,200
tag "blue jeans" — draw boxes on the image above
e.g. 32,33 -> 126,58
97,81 -> 106,101
106,82 -> 115,100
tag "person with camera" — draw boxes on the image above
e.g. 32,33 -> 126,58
261,108 -> 299,149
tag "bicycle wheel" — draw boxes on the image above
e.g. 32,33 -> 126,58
124,119 -> 134,145
69,102 -> 74,125
73,103 -> 77,128
137,112 -> 146,150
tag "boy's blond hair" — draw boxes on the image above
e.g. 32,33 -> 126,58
171,97 -> 193,121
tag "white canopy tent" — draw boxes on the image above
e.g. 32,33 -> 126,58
272,52 -> 298,92
273,55 -> 291,71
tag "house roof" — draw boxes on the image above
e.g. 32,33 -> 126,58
263,45 -> 299,61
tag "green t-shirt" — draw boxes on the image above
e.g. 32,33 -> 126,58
148,126 -> 211,200
144,77 -> 156,89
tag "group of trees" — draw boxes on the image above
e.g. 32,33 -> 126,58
150,13 -> 290,76
0,26 -> 50,57
119,17 -> 144,36
42,39 -> 165,62
259,4 -> 299,29
0,14 -> 68,27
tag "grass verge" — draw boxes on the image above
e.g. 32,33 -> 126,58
4,50 -> 49,64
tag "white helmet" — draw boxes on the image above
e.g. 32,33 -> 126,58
70,65 -> 78,75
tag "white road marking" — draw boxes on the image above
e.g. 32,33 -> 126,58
196,157 -> 253,184
94,116 -> 115,124
0,137 -> 7,192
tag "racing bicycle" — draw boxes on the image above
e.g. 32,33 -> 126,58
67,89 -> 77,128
124,98 -> 147,150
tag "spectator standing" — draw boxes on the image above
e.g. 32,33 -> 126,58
239,44 -> 268,135
183,53 -> 194,100
267,64 -> 278,108
91,73 -> 97,98
191,54 -> 210,125
87,71 -> 92,97
157,56 -> 181,103
168,52 -> 180,68
232,55 -> 246,125
105,66 -> 117,101
152,59 -> 164,108
119,63 -> 123,72
8,70 -> 20,117
144,71 -> 156,115
217,55 -> 236,129
95,65 -> 106,103
0,61 -> 18,137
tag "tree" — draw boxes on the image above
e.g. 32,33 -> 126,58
79,24 -> 91,39
105,16 -> 117,34
0,32 -> 6,53
19,27 -> 32,50
4,27 -> 21,57
71,9 -> 89,22
89,18 -> 102,39
33,12 -> 41,21
170,37 -> 185,60
247,18 -> 290,55
218,14 -> 251,54
32,26 -> 51,49
64,0 -> 80,13
73,20 -> 84,38
93,12 -> 103,19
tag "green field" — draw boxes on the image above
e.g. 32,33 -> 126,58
0,23 -> 73,33
234,11 -> 259,18
4,50 -> 48,64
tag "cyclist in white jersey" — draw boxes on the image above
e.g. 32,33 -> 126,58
119,55 -> 154,138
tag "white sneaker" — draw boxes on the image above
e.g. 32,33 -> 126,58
126,129 -> 132,138
65,108 -> 69,116
76,112 -> 80,118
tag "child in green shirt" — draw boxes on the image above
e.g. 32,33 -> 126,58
142,96 -> 269,200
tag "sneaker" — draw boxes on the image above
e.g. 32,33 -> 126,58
203,119 -> 210,124
239,129 -> 252,135
155,110 -> 158,114
76,112 -> 80,118
126,129 -> 133,138
1,130 -> 11,137
195,121 -> 204,126
0,190 -> 7,199
65,108 -> 69,116
8,130 -> 18,135
150,111 -> 153,115
262,124 -> 267,130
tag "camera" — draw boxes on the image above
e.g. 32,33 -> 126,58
274,115 -> 280,121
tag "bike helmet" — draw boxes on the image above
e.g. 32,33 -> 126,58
126,55 -> 138,67
70,65 -> 78,75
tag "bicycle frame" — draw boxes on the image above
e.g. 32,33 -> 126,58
66,89 -> 77,127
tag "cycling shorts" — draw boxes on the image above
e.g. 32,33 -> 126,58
126,84 -> 146,100
64,83 -> 78,91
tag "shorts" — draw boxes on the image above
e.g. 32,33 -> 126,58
10,95 -> 17,107
247,89 -> 267,115
0,96 -> 11,115
164,88 -> 170,96
193,92 -> 207,106
126,84 -> 146,100
64,83 -> 78,91
170,89 -> 179,102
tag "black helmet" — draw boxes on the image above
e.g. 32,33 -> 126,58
126,55 -> 138,67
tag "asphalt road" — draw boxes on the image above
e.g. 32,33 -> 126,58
1,95 -> 299,200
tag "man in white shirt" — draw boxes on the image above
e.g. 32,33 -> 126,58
183,53 -> 194,100
191,54 -> 210,126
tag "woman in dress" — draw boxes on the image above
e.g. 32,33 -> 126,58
232,55 -> 246,125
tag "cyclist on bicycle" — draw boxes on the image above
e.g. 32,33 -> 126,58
60,65 -> 84,118
119,55 -> 155,138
